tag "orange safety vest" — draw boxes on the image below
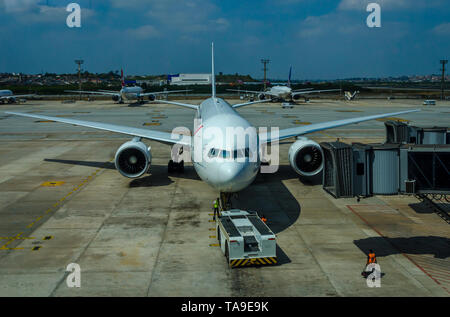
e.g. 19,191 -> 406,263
368,253 -> 376,264
261,217 -> 267,223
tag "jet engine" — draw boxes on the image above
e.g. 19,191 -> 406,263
148,94 -> 156,101
7,97 -> 16,104
258,93 -> 266,100
115,139 -> 151,178
112,95 -> 120,102
288,137 -> 324,177
292,94 -> 301,101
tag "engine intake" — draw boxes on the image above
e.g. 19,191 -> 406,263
115,140 -> 151,178
112,95 -> 120,102
258,93 -> 266,100
288,137 -> 324,177
148,94 -> 156,101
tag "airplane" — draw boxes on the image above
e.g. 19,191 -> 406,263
66,69 -> 189,104
228,66 -> 341,102
0,90 -> 35,104
6,43 -> 419,207
344,91 -> 360,101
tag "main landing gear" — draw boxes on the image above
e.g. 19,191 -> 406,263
168,160 -> 184,173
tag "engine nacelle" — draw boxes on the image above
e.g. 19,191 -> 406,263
7,97 -> 16,104
292,94 -> 301,101
258,93 -> 266,100
112,95 -> 120,102
148,94 -> 156,101
115,139 -> 151,178
288,137 -> 324,177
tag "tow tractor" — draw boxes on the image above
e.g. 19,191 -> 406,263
216,209 -> 277,268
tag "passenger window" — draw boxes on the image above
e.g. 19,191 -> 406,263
222,150 -> 230,159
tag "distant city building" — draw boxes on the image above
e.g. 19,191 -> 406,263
168,73 -> 211,85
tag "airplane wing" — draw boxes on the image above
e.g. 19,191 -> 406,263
232,99 -> 272,108
291,88 -> 314,93
150,100 -> 199,110
291,89 -> 341,97
140,89 -> 191,97
5,111 -> 191,146
0,94 -> 35,99
260,109 -> 420,144
65,90 -> 120,96
227,89 -> 280,97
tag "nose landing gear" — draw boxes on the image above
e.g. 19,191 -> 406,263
219,192 -> 234,211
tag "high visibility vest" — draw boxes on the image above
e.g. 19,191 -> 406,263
368,253 -> 376,263
261,217 -> 267,223
214,201 -> 218,208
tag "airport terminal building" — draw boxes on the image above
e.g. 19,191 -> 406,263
168,73 -> 211,85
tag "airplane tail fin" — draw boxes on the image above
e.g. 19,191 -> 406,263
288,66 -> 292,88
121,69 -> 125,88
211,42 -> 216,98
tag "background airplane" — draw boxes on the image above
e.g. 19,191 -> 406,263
5,44 -> 419,204
228,66 -> 341,102
66,69 -> 189,104
344,91 -> 360,101
0,90 -> 35,104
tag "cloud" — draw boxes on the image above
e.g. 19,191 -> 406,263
2,2 -> 95,25
432,23 -> 450,35
125,25 -> 160,39
338,0 -> 446,11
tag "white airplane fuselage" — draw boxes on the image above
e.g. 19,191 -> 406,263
120,86 -> 144,101
267,86 -> 292,99
192,97 -> 260,193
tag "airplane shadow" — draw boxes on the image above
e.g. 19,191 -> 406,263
127,101 -> 148,107
353,236 -> 450,259
43,159 -> 200,188
231,165 -> 304,235
129,165 -> 200,188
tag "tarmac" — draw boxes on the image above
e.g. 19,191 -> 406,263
0,97 -> 448,296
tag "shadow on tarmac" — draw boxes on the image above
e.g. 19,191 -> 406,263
354,236 -> 450,259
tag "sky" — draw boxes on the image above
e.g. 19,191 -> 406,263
1,0 -> 449,79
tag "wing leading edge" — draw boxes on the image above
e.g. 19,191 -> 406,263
5,111 -> 191,146
260,109 -> 420,144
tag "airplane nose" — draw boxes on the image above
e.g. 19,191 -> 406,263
219,163 -> 243,184
214,162 -> 258,192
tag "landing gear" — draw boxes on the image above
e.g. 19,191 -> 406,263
219,192 -> 233,211
168,160 -> 184,173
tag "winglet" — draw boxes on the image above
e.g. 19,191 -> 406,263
211,42 -> 216,99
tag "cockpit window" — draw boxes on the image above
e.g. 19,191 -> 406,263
221,150 -> 231,159
208,148 -> 219,158
208,148 -> 253,160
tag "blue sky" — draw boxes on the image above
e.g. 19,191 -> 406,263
1,0 -> 449,79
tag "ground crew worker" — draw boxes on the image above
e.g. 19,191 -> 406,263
213,198 -> 219,221
367,249 -> 377,265
362,249 -> 377,277
261,215 -> 267,223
